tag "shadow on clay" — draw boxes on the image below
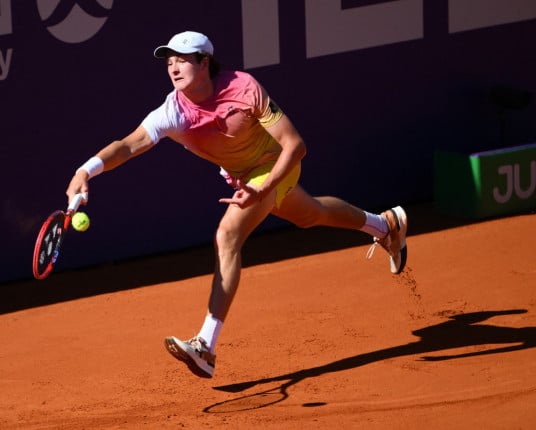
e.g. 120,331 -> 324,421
205,309 -> 535,413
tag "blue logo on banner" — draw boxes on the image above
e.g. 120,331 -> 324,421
36,0 -> 114,43
0,0 -> 114,80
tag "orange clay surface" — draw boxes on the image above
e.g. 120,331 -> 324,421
1,204 -> 535,429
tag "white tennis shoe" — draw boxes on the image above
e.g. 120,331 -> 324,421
164,336 -> 216,378
366,206 -> 408,274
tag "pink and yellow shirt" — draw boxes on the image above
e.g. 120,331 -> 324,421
141,70 -> 284,177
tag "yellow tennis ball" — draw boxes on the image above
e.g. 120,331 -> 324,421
72,211 -> 90,232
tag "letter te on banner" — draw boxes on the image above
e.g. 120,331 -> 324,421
0,0 -> 13,36
449,0 -> 536,33
242,0 -> 280,69
305,0 -> 424,58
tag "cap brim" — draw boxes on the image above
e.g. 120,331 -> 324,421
153,45 -> 198,58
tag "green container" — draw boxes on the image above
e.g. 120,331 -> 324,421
434,143 -> 536,218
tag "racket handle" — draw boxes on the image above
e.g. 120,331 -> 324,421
68,192 -> 88,212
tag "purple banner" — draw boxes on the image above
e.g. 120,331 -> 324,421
2,1 -> 536,283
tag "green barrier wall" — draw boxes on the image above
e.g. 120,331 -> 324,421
434,143 -> 536,218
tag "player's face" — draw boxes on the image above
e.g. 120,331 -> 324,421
166,52 -> 210,99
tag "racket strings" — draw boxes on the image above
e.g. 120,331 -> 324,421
34,214 -> 65,275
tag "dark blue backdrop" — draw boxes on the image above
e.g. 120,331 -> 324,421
2,1 -> 535,283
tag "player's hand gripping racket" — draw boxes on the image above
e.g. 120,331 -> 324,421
32,193 -> 87,280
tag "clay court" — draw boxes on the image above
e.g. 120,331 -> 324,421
1,204 -> 535,429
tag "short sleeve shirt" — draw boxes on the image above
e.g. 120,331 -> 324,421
141,70 -> 284,177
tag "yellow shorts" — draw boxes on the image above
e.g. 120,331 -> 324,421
245,162 -> 301,208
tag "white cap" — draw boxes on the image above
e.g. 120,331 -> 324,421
154,31 -> 214,58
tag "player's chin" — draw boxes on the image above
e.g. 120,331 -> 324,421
173,80 -> 188,91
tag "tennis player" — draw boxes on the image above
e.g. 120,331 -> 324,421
66,31 -> 408,378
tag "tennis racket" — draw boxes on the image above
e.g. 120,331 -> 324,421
32,193 -> 87,280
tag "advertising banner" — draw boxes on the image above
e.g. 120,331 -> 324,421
435,143 -> 536,218
2,1 -> 536,282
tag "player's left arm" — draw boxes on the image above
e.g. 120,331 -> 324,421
219,75 -> 306,207
218,114 -> 306,208
257,114 -> 307,199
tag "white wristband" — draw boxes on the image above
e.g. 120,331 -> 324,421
76,156 -> 104,179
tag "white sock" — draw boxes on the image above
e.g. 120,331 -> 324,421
198,315 -> 223,353
361,211 -> 389,238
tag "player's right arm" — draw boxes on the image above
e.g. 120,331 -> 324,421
66,125 -> 154,203
94,125 -> 155,171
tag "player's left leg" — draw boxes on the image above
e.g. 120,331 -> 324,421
272,185 -> 407,274
271,184 -> 368,230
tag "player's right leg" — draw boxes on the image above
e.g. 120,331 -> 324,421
165,188 -> 277,378
164,336 -> 216,378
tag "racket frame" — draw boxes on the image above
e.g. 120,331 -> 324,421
32,193 -> 86,280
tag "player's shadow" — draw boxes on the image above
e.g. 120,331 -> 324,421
205,309 -> 535,413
